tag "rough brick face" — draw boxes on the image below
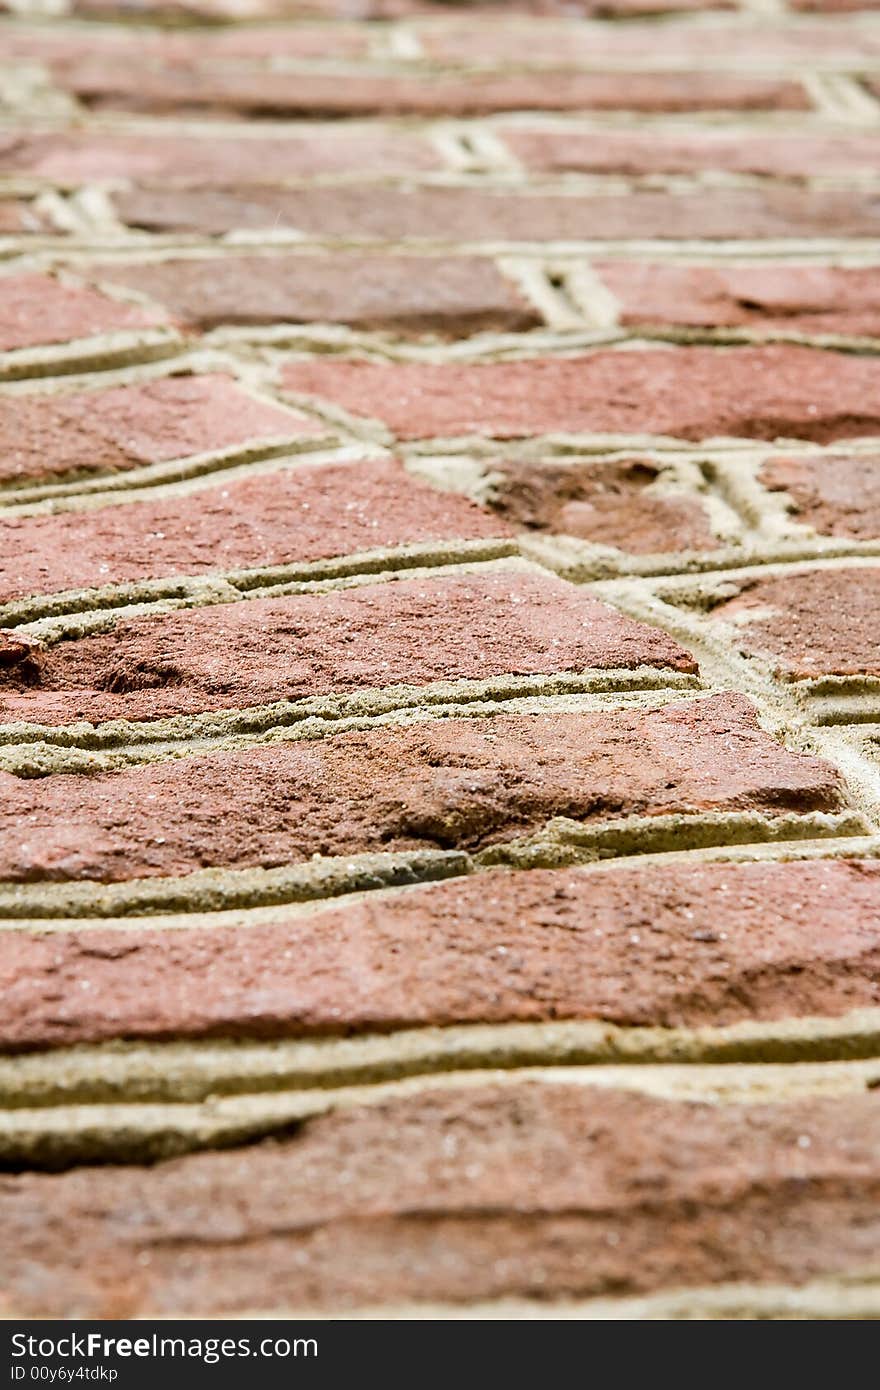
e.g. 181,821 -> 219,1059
759,454 -> 880,540
0,375 -> 318,489
502,127 -> 880,179
59,65 -> 810,117
4,858 -> 879,1050
709,567 -> 880,679
3,0 -> 879,1322
0,695 -> 842,883
595,263 -> 880,337
0,459 -> 510,600
111,184 -> 880,241
0,274 -> 167,354
484,457 -> 720,553
282,347 -> 880,442
4,1085 -> 880,1316
0,570 -> 697,727
0,129 -> 442,182
84,256 -> 539,336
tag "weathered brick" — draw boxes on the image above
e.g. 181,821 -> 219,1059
594,263 -> 880,336
3,1084 -> 879,1315
281,346 -> 880,443
0,375 -> 318,489
0,128 -> 441,183
484,457 -> 719,554
759,453 -> 880,540
0,695 -> 841,882
71,0 -> 737,14
418,17 -> 880,64
0,273 -> 166,354
0,570 -> 697,727
61,63 -> 810,117
503,127 -> 880,179
1,21 -> 369,63
85,255 -> 539,336
0,458 -> 510,601
4,858 -> 878,1049
709,567 -> 880,679
110,184 -> 880,240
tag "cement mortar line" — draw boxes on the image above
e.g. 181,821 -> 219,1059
5,1039 -> 880,1113
172,1279 -> 880,1322
3,1051 -> 880,1166
0,326 -> 184,381
0,439 -> 381,513
0,811 -> 869,921
7,239 -> 880,271
0,682 -> 713,773
4,551 -> 538,642
2,830 -> 877,937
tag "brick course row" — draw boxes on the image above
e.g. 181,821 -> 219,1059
3,0 -> 880,1320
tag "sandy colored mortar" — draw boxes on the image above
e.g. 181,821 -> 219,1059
3,0 -> 880,1319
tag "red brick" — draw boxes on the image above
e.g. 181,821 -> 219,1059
759,453 -> 880,540
71,0 -> 736,14
0,273 -> 166,354
0,129 -> 441,184
484,457 -> 720,554
281,346 -> 880,443
0,375 -> 318,489
0,570 -> 697,728
0,458 -> 510,601
417,16 -> 880,64
85,255 -> 539,337
1,21 -> 368,64
111,184 -> 880,240
595,263 -> 880,336
61,63 -> 809,117
710,567 -> 880,679
503,127 -> 880,179
0,695 -> 842,883
4,858 -> 879,1049
3,1084 -> 878,1315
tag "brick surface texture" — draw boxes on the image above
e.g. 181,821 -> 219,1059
2,0 -> 880,1323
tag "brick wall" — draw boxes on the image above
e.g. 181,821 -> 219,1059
2,0 -> 880,1321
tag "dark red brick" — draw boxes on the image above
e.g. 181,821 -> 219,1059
2,1084 -> 878,1315
0,457 -> 510,601
0,695 -> 842,883
484,456 -> 720,554
281,346 -> 880,443
0,375 -> 318,489
0,569 -> 697,727
595,263 -> 880,336
710,567 -> 880,679
0,273 -> 167,354
85,256 -> 539,337
759,453 -> 880,540
4,858 -> 879,1049
111,184 -> 880,240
